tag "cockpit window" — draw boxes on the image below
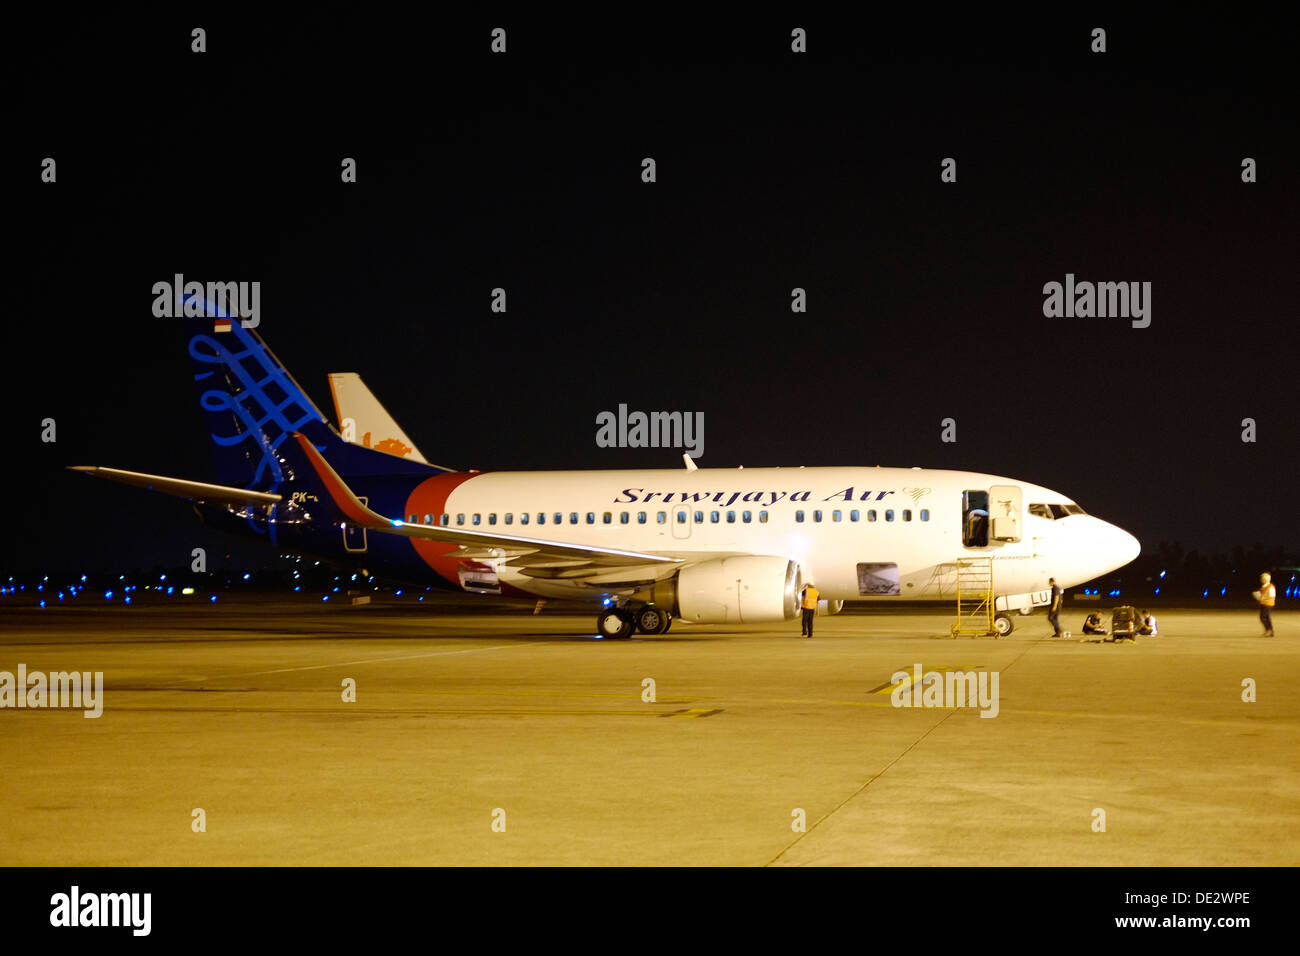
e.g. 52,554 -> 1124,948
1030,502 -> 1086,519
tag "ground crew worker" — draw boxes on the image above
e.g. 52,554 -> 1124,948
1252,572 -> 1276,637
1139,609 -> 1158,635
1047,577 -> 1063,637
800,583 -> 819,638
1082,612 -> 1106,635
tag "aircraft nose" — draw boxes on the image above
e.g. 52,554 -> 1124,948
1108,523 -> 1141,568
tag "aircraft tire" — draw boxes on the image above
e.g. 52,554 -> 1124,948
635,605 -> 671,635
596,609 -> 635,639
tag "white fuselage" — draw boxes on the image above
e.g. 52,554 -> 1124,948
413,466 -> 1140,604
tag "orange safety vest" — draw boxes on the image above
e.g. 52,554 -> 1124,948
801,586 -> 819,610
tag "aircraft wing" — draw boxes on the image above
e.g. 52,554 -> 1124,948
69,466 -> 283,506
290,433 -> 683,572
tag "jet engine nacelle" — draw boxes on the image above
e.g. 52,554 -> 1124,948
672,555 -> 802,624
818,598 -> 845,615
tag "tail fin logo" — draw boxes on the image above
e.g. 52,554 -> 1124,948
189,319 -> 322,489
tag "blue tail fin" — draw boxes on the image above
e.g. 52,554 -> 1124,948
180,292 -> 443,492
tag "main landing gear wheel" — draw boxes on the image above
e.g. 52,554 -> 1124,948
993,614 -> 1014,637
596,609 -> 635,639
635,605 -> 672,635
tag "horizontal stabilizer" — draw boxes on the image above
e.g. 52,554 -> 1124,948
69,466 -> 283,506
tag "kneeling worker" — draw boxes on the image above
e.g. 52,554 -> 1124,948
1082,612 -> 1107,635
1139,609 -> 1158,636
800,582 -> 819,638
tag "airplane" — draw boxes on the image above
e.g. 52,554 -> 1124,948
70,298 -> 1140,639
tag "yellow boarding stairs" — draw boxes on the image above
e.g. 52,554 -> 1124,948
950,557 -> 997,638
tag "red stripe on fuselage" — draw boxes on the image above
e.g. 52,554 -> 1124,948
403,472 -> 485,586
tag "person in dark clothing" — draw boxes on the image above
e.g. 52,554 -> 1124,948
1082,612 -> 1107,635
1047,578 -> 1063,637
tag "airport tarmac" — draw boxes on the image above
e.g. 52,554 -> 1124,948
0,602 -> 1295,866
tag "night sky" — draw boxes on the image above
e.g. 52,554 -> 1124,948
10,11 -> 1298,574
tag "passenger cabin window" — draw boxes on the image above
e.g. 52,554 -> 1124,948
759,511 -> 768,523
456,514 -> 465,526
537,513 -> 545,525
813,510 -> 822,522
711,511 -> 720,523
886,509 -> 895,522
742,511 -> 751,523
504,514 -> 512,525
676,511 -> 686,523
850,510 -> 859,522
570,513 -> 579,524
695,511 -> 704,523
554,512 -> 563,525
796,510 -> 805,522
832,510 -> 842,522
488,514 -> 497,525
657,511 -> 667,524
920,509 -> 929,522
902,509 -> 912,521
637,512 -> 647,524
603,512 -> 612,524
441,514 -> 450,526
408,514 -> 417,523
963,490 -> 990,547
868,510 -> 877,521
473,514 -> 481,525
521,513 -> 529,525
620,512 -> 629,524
587,513 -> 595,524
726,511 -> 736,523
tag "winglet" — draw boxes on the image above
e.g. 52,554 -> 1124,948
290,432 -> 385,527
